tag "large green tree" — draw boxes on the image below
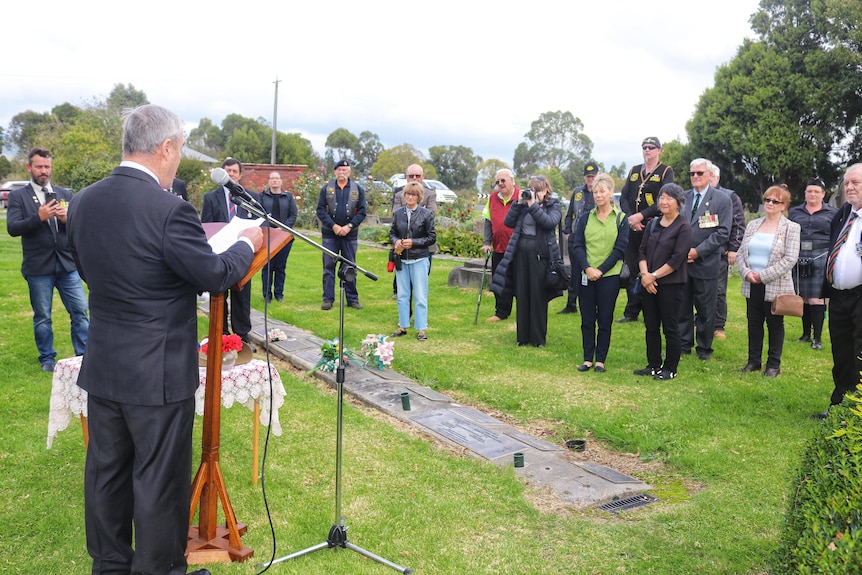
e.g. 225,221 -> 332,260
476,159 -> 510,194
355,131 -> 383,176
428,145 -> 481,191
514,111 -> 593,192
324,127 -> 359,168
370,144 -> 436,182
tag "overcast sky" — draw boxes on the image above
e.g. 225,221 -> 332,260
2,0 -> 762,173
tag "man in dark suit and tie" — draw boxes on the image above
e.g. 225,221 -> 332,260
67,104 -> 263,575
201,158 -> 257,342
680,158 -> 732,360
6,147 -> 89,372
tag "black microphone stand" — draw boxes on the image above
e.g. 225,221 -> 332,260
232,196 -> 411,574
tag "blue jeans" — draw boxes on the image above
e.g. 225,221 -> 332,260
396,257 -> 430,331
25,263 -> 89,365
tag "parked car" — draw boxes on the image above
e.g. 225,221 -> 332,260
1,180 -> 29,208
424,179 -> 458,203
388,173 -> 406,189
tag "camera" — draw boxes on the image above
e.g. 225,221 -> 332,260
521,188 -> 534,201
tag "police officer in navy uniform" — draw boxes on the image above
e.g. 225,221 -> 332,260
617,137 -> 675,322
559,161 -> 598,314
316,159 -> 367,310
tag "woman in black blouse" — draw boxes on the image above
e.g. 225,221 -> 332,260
635,183 -> 692,380
788,177 -> 837,350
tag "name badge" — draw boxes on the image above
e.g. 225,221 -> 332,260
856,243 -> 862,257
698,211 -> 719,229
800,241 -> 813,251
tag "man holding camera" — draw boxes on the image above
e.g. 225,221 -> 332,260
6,147 -> 89,372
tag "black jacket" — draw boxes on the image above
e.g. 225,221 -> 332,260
7,183 -> 77,276
389,206 -> 436,261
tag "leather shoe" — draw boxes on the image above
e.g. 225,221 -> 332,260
188,570 -> 212,575
615,316 -> 637,323
739,362 -> 762,373
811,340 -> 823,350
577,363 -> 592,372
697,352 -> 711,361
633,366 -> 656,376
348,301 -> 363,310
41,361 -> 55,373
798,335 -> 812,343
811,411 -> 828,420
594,365 -> 606,373
763,367 -> 781,378
390,329 -> 407,337
557,306 -> 578,314
321,301 -> 333,310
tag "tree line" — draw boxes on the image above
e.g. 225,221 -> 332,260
2,1 -> 860,211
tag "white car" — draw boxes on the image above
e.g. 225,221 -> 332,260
424,179 -> 458,203
388,174 -> 406,189
1,180 -> 29,208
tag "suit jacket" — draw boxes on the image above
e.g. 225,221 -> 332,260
6,183 -> 77,275
200,186 -> 258,223
738,215 -> 800,302
393,183 -> 437,215
684,185 -> 732,279
67,166 -> 255,406
823,202 -> 860,296
170,178 -> 188,200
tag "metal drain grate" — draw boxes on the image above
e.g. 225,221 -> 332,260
598,494 -> 658,513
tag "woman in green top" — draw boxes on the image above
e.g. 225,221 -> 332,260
571,173 -> 629,372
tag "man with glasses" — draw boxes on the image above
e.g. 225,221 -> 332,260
391,164 -> 437,297
680,158 -> 732,360
558,161 -> 599,314
481,168 -> 519,322
618,137 -> 674,323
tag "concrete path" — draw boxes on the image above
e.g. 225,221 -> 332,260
228,305 -> 650,508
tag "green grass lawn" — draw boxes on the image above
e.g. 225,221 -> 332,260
0,222 -> 835,574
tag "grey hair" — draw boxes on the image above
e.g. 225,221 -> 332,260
495,168 -> 515,180
709,164 -> 720,178
690,157 -> 713,171
122,104 -> 185,156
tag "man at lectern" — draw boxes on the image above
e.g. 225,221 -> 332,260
67,104 -> 263,575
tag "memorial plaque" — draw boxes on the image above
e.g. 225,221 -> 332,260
411,409 -> 526,459
576,462 -> 640,484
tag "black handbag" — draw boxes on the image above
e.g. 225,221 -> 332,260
545,259 -> 571,291
388,249 -> 402,272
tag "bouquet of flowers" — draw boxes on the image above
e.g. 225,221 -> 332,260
359,334 -> 394,370
267,328 -> 287,342
199,333 -> 244,354
308,338 -> 353,373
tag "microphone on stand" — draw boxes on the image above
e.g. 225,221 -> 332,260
210,167 -> 262,209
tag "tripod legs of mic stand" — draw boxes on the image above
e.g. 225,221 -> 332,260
258,265 -> 412,574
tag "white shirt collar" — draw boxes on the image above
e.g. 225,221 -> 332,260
119,160 -> 161,186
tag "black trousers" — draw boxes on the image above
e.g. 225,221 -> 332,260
223,281 -> 252,337
642,283 -> 684,372
745,283 -> 785,370
622,229 -> 645,319
679,275 -> 718,356
828,286 -> 862,405
85,396 -> 194,575
513,236 -> 548,346
579,274 -> 619,363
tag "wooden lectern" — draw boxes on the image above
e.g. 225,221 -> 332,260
186,225 -> 292,564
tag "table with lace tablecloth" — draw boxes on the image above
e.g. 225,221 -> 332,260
47,356 -> 286,483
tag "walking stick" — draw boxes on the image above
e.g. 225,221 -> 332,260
474,251 -> 492,325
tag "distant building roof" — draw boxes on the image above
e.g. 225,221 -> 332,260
182,146 -> 218,163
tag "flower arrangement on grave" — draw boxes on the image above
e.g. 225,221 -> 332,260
309,334 -> 395,374
267,328 -> 287,342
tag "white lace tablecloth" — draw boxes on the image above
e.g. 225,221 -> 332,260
47,356 -> 286,448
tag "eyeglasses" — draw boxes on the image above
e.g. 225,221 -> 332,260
495,179 -> 509,184
407,174 -> 422,179
642,145 -> 658,151
763,198 -> 784,205
404,192 -> 419,196
689,171 -> 707,177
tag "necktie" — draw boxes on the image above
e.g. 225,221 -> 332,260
827,212 -> 858,283
45,187 -> 58,236
228,200 -> 236,220
691,193 -> 701,221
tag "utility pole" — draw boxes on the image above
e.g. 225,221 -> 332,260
271,77 -> 281,164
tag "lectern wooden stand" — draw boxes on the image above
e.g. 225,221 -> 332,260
186,225 -> 292,564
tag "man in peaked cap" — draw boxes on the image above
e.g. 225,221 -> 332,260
558,161 -> 599,314
617,137 -> 675,323
316,159 -> 367,310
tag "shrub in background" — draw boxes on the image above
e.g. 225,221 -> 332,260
775,387 -> 862,573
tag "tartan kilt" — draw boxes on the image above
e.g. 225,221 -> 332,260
793,248 -> 828,299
